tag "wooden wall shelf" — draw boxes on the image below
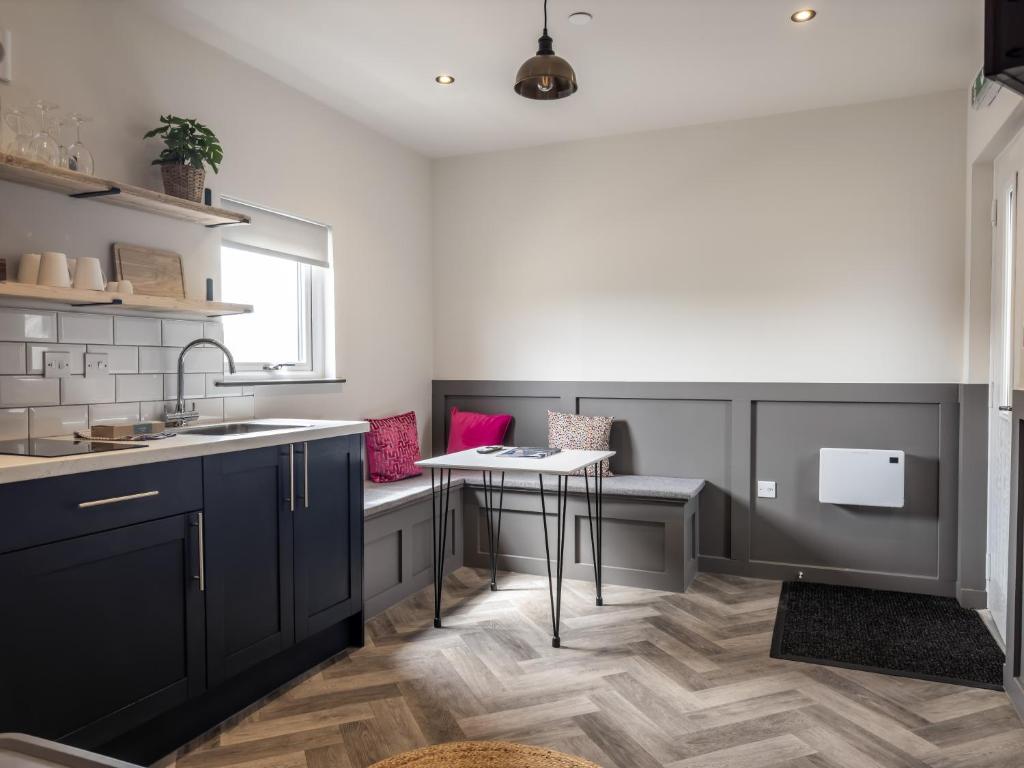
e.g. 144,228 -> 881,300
0,154 -> 251,228
0,282 -> 253,318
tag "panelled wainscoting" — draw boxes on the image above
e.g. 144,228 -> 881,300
433,381 -> 979,603
0,305 -> 255,438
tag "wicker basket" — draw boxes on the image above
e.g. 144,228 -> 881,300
161,163 -> 206,202
368,741 -> 601,768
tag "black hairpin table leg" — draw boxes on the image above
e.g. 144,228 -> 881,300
583,464 -> 604,606
431,467 -> 452,628
539,474 -> 569,647
481,470 -> 506,591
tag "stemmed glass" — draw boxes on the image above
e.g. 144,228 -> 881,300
49,116 -> 70,169
28,100 -> 60,166
67,114 -> 94,174
4,107 -> 32,157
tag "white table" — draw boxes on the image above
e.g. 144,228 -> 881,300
416,447 -> 615,647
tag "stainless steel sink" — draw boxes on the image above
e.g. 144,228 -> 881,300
176,422 -> 309,436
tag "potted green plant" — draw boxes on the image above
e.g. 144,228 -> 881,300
143,115 -> 223,203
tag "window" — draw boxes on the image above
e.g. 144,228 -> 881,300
218,197 -> 331,376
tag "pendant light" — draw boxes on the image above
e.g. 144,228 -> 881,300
514,0 -> 578,100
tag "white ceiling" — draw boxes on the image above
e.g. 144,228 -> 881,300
146,0 -> 981,158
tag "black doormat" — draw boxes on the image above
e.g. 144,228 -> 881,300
770,581 -> 1004,690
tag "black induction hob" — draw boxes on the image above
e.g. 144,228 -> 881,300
0,438 -> 147,457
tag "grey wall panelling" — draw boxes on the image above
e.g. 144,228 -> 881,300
364,493 -> 462,618
958,384 -> 989,608
434,381 -> 967,599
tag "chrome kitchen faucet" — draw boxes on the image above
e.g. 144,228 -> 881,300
165,338 -> 237,427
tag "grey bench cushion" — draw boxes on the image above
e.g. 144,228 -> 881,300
363,475 -> 466,518
464,473 -> 704,501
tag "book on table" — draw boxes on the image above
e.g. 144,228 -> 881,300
496,447 -> 562,459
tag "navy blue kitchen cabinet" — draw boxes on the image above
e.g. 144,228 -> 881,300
203,445 -> 295,686
0,434 -> 364,764
0,512 -> 205,748
294,436 -> 363,640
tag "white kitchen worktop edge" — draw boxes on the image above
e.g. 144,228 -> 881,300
0,419 -> 369,485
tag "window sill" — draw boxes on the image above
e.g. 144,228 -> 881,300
214,376 -> 347,387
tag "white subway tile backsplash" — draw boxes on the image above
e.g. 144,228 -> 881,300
186,398 -> 224,424
87,345 -> 138,374
0,408 -> 29,440
139,346 -> 181,374
0,376 -> 59,407
61,375 -> 115,405
26,343 -> 86,375
203,322 -> 224,341
30,405 -> 89,437
162,319 -> 205,347
116,374 -> 163,403
89,402 -> 140,426
0,308 -> 57,342
140,400 -> 171,422
223,396 -> 255,421
164,373 -> 206,400
0,343 -> 26,374
114,315 -> 161,346
191,346 -> 228,373
58,313 -> 113,344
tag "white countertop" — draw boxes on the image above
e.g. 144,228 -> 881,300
416,447 -> 615,475
0,419 -> 369,486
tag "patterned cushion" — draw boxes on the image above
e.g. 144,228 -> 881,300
365,411 -> 423,483
547,410 -> 613,477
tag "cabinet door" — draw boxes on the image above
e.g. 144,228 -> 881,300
294,435 -> 363,640
0,513 -> 205,748
203,446 -> 294,687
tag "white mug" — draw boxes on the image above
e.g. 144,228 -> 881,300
67,257 -> 77,283
117,280 -> 133,295
17,253 -> 41,284
38,252 -> 71,288
73,257 -> 105,291
105,281 -> 120,292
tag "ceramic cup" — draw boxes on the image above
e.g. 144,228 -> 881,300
117,280 -> 133,295
17,253 -> 41,284
38,252 -> 71,288
73,257 -> 105,291
105,281 -> 120,292
67,257 -> 77,283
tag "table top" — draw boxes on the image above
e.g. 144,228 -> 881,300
416,447 -> 615,475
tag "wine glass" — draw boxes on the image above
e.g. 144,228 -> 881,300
28,100 -> 60,166
49,116 -> 70,169
4,107 -> 32,157
67,114 -> 94,174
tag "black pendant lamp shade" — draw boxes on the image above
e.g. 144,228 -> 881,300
515,0 -> 578,100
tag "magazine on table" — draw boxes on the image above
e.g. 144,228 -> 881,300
497,447 -> 561,459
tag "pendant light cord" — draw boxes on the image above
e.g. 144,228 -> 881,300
543,0 -> 548,35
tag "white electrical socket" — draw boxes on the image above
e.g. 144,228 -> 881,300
0,28 -> 11,83
757,480 -> 777,499
43,351 -> 71,378
85,352 -> 110,377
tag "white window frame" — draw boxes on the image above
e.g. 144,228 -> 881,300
218,204 -> 332,380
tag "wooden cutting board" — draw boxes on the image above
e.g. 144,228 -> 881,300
113,243 -> 186,299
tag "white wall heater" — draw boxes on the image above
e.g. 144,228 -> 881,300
818,448 -> 905,508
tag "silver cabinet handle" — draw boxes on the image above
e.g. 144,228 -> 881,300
197,512 -> 206,592
999,405 -> 1014,412
304,442 -> 309,509
289,444 -> 295,512
78,490 -> 160,508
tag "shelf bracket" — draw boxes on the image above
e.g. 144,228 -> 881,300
70,298 -> 123,308
69,186 -> 121,199
205,220 -> 249,229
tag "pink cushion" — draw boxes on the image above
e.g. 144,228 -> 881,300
365,411 -> 423,483
446,407 -> 512,453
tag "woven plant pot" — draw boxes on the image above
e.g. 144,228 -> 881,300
161,163 -> 205,202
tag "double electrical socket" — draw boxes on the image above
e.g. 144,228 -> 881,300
756,480 -> 777,499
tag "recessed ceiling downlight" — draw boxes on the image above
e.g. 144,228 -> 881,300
435,74 -> 455,85
790,8 -> 816,22
568,11 -> 593,25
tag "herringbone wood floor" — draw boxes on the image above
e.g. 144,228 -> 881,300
170,568 -> 1024,768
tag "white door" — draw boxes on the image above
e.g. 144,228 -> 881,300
988,135 -> 1024,642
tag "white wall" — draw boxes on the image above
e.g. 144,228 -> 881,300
433,91 -> 967,383
0,0 -> 433,444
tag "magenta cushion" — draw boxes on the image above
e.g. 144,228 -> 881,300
446,407 -> 512,453
365,411 -> 423,483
